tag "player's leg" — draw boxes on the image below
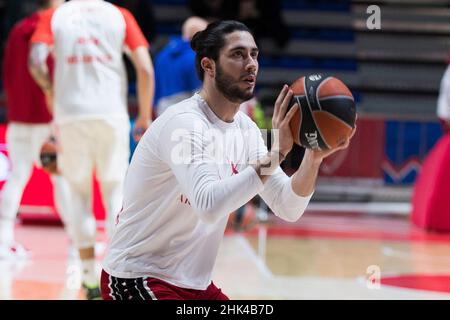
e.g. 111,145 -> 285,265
58,122 -> 99,299
31,124 -> 75,234
94,119 -> 130,239
50,175 -> 75,240
0,123 -> 35,258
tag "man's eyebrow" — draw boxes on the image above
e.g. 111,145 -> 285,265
229,46 -> 259,52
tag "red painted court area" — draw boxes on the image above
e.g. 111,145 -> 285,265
381,275 -> 450,294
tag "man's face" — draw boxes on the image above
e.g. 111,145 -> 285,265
214,31 -> 259,104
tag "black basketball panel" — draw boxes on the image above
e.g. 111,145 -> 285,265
304,74 -> 326,113
297,95 -> 329,150
318,97 -> 356,128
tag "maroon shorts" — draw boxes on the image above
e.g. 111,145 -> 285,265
100,269 -> 229,300
440,118 -> 450,134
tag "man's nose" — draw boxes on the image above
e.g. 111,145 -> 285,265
246,57 -> 257,72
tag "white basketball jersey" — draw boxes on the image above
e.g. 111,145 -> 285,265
31,0 -> 149,124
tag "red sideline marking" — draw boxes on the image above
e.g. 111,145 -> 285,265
381,275 -> 450,294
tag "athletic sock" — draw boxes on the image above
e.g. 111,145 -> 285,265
81,259 -> 98,286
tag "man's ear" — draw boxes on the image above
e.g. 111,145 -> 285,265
201,57 -> 215,78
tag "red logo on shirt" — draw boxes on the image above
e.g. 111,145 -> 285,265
76,37 -> 100,46
180,194 -> 191,206
66,54 -> 112,64
231,162 -> 239,175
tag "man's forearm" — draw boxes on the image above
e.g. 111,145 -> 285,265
291,151 -> 322,197
28,43 -> 52,92
29,44 -> 53,114
137,68 -> 153,121
29,60 -> 53,114
131,46 -> 154,122
29,63 -> 52,92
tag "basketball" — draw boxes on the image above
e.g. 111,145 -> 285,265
39,136 -> 58,174
288,74 -> 356,150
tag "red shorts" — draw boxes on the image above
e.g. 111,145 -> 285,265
100,269 -> 229,300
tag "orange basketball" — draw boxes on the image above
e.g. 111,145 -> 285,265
289,74 -> 356,150
40,136 -> 58,174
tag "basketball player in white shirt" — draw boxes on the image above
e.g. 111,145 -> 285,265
28,0 -> 154,299
101,20 -> 353,300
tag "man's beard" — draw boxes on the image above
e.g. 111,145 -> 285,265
215,64 -> 254,103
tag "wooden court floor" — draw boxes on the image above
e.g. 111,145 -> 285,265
1,208 -> 450,300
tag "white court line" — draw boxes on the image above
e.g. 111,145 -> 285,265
234,235 -> 273,279
18,205 -> 56,215
382,246 -> 450,263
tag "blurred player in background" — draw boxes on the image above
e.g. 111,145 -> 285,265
437,59 -> 450,134
129,16 -> 207,156
154,16 -> 208,117
0,0 -> 69,260
101,20 -> 354,300
29,0 -> 154,299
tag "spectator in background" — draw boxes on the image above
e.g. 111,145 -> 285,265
187,0 -> 223,21
0,0 -> 69,260
29,0 -> 154,299
2,0 -> 41,39
437,60 -> 450,134
0,1 -> 9,55
106,0 -> 157,89
107,0 -> 157,43
154,16 -> 208,117
1,1 -> 37,80
128,17 -> 207,157
188,0 -> 290,48
223,0 -> 291,48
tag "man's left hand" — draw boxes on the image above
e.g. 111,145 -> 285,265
133,116 -> 151,142
305,127 -> 357,164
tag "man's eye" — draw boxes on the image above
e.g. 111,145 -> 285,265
233,52 -> 243,57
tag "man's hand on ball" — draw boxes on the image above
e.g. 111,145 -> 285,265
272,84 -> 299,157
305,126 -> 357,163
